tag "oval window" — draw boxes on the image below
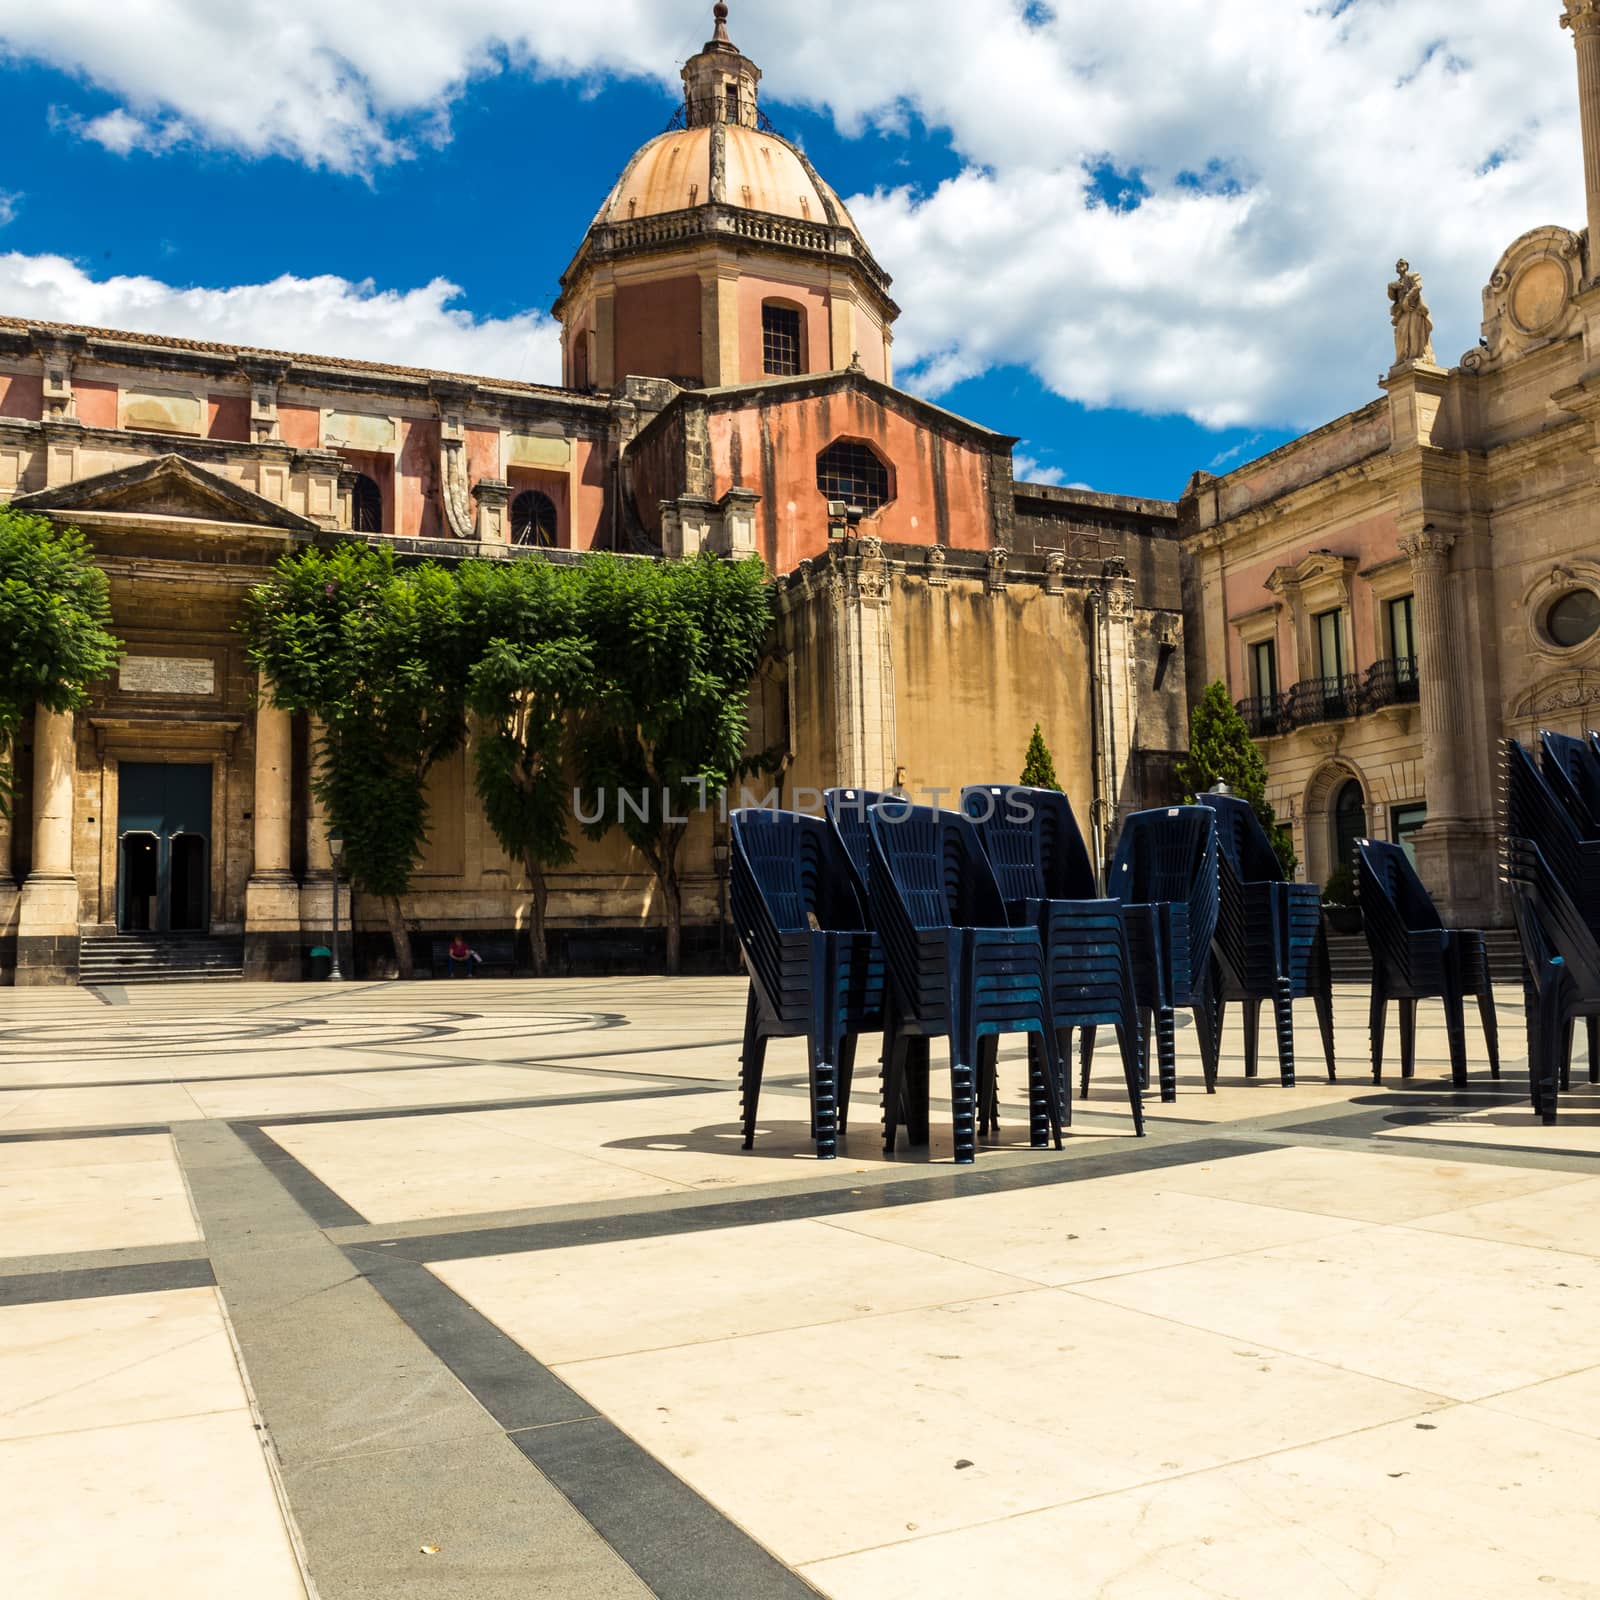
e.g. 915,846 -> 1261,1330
1547,589 -> 1600,648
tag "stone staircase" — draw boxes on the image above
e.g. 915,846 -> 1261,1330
78,932 -> 245,987
1324,928 -> 1523,986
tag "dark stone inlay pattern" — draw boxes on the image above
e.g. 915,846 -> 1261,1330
0,1256 -> 216,1306
231,1122 -> 370,1229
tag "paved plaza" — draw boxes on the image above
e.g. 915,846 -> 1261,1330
2,976 -> 1599,1598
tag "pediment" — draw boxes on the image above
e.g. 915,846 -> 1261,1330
11,453 -> 318,532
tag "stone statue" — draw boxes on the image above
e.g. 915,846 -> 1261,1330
1388,259 -> 1436,366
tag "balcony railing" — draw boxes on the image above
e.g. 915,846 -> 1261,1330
1236,657 -> 1420,736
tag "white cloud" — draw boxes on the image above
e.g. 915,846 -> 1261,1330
1012,453 -> 1066,486
0,0 -> 1586,430
0,191 -> 18,227
0,253 -> 561,383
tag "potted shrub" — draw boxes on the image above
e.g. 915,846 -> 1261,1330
1322,865 -> 1362,935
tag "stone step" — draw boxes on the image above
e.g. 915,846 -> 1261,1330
1324,930 -> 1523,986
78,935 -> 245,987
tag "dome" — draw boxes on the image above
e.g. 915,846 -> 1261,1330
594,124 -> 864,238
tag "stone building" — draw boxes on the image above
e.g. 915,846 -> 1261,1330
0,5 -> 1186,985
1182,0 -> 1600,926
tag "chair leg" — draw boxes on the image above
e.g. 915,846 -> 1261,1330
1313,931 -> 1337,1082
1115,1019 -> 1146,1136
1274,977 -> 1296,1089
809,1032 -> 840,1161
1030,1028 -> 1064,1151
837,1032 -> 860,1134
1561,1020 -> 1574,1095
1370,983 -> 1387,1084
1477,948 -> 1500,1082
976,1034 -> 1001,1139
1155,1007 -> 1178,1103
1055,1028 -> 1073,1134
1242,1001 -> 1261,1081
1194,982 -> 1220,1095
1589,1015 -> 1599,1086
1399,999 -> 1417,1080
1442,986 -> 1469,1091
904,1037 -> 932,1147
740,985 -> 768,1151
1535,961 -> 1564,1126
1079,1026 -> 1097,1101
1140,1010 -> 1155,1094
880,1016 -> 907,1155
950,1048 -> 978,1166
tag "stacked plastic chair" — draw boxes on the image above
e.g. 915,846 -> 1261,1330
1083,807 -> 1220,1103
1540,730 -> 1600,837
1355,836 -> 1499,1087
1196,792 -> 1336,1088
866,802 -> 1064,1164
1507,737 -> 1600,1090
1504,831 -> 1600,1124
729,809 -> 885,1159
961,785 -> 1145,1134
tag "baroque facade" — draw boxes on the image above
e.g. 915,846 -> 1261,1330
0,5 -> 1186,985
1182,0 -> 1600,926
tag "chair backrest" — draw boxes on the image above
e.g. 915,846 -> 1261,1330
1195,792 -> 1284,886
1506,833 -> 1600,992
824,788 -> 891,903
1108,806 -> 1217,906
960,785 -> 1097,902
1355,836 -> 1441,933
730,809 -> 866,936
867,803 -> 1007,932
1540,729 -> 1600,838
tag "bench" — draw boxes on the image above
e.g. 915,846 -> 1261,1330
428,936 -> 518,979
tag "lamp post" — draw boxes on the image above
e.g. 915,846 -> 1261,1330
327,829 -> 345,983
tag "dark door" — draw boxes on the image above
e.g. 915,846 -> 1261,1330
117,764 -> 212,934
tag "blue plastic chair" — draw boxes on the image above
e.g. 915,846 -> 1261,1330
730,809 -> 886,1159
1083,807 -> 1220,1103
1540,730 -> 1600,838
1196,792 -> 1335,1088
1356,836 -> 1498,1087
1507,738 -> 1600,1088
1505,833 -> 1600,1124
867,802 -> 1063,1164
962,784 -> 1145,1134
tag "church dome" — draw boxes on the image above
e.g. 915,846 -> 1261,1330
594,124 -> 864,239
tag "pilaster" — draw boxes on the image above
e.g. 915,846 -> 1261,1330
827,538 -> 897,790
246,698 -> 301,978
1564,0 -> 1600,282
16,706 -> 79,985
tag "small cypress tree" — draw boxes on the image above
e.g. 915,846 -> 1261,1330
1020,724 -> 1061,790
1176,681 -> 1298,876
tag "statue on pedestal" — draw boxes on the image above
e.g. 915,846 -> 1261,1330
1388,259 -> 1436,367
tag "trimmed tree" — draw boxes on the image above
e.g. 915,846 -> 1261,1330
573,554 -> 773,975
459,558 -> 593,978
1177,680 -> 1298,876
241,544 -> 468,978
1020,724 -> 1061,790
0,509 -> 122,820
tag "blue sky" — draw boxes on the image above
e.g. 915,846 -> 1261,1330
0,1 -> 1580,502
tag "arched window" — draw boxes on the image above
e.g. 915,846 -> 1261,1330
511,490 -> 559,549
350,473 -> 383,534
1332,780 -> 1367,877
762,302 -> 804,376
817,438 -> 891,514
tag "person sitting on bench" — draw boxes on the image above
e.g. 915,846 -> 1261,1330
447,935 -> 482,978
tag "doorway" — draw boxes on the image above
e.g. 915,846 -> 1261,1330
117,764 -> 213,934
1331,779 -> 1368,878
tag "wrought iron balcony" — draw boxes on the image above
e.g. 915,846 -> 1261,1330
1234,657 -> 1420,736
1364,655 -> 1420,710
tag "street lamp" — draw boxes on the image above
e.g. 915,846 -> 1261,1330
327,829 -> 345,983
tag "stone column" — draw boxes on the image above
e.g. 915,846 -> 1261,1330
1089,558 -> 1138,877
1400,529 -> 1499,924
1564,1 -> 1600,282
299,716 -> 334,943
16,706 -> 80,985
827,539 -> 897,791
0,776 -> 17,984
245,699 -> 300,978
1402,531 -> 1461,821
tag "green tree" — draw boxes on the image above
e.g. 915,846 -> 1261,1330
1019,724 -> 1061,790
1176,680 -> 1298,876
241,544 -> 469,978
459,558 -> 593,977
573,554 -> 773,975
0,510 -> 122,819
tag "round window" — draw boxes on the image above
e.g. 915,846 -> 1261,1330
1547,589 -> 1600,649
